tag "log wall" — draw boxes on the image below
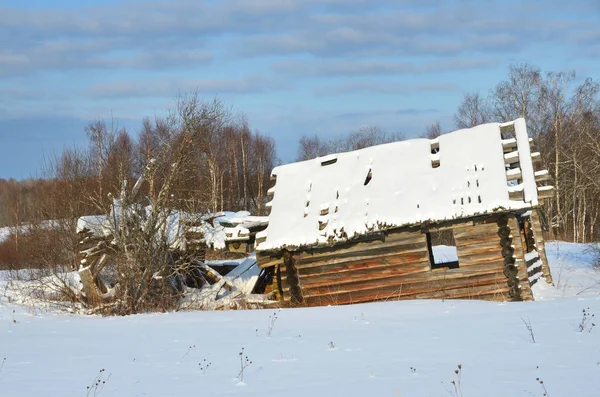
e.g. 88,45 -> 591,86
258,213 -> 537,307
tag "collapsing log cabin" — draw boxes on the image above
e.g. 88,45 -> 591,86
255,118 -> 554,307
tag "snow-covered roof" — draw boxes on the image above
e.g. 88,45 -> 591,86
257,118 -> 540,252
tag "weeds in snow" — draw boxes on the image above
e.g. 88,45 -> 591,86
237,347 -> 252,382
199,359 -> 211,375
180,345 -> 196,362
266,311 -> 279,337
450,364 -> 463,397
535,377 -> 550,397
522,316 -> 536,343
0,357 -> 6,375
86,368 -> 110,397
328,341 -> 336,349
410,366 -> 417,373
578,308 -> 595,333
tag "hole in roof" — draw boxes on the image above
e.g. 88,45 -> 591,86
321,158 -> 337,166
336,190 -> 339,199
467,180 -> 470,188
461,198 -> 464,205
468,197 -> 472,204
476,179 -> 480,187
478,195 -> 482,203
474,164 -> 478,171
364,169 -> 372,186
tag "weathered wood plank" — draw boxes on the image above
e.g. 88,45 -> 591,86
299,262 -> 432,289
453,223 -> 500,239
301,264 -> 505,298
295,242 -> 428,269
297,252 -> 430,277
303,276 -> 509,306
530,210 -> 553,285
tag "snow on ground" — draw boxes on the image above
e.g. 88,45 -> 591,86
0,241 -> 599,396
0,226 -> 10,243
533,241 -> 600,299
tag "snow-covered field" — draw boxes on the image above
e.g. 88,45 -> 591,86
1,241 -> 599,396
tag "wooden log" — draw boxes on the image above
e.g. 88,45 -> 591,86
301,264 -> 505,298
296,241 -> 428,269
530,210 -> 553,285
299,262 -> 432,289
297,246 -> 428,270
507,217 -> 534,301
455,241 -> 502,258
191,260 -> 234,291
537,186 -> 554,199
509,190 -> 525,201
453,222 -> 499,238
296,252 -> 430,277
79,266 -> 101,306
506,169 -> 522,182
303,276 -> 510,306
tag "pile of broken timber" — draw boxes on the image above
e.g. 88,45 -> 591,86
258,213 -> 536,307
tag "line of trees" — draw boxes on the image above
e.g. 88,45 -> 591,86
452,63 -> 600,243
0,95 -> 277,271
295,63 -> 600,243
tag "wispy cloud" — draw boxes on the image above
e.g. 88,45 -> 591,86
88,76 -> 290,99
272,57 -> 498,77
315,81 -> 460,96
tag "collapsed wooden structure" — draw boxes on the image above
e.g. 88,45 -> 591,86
75,210 -> 268,305
256,118 -> 554,306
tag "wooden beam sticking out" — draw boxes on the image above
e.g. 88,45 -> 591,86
500,123 -> 515,134
502,137 -> 534,153
537,186 -> 554,199
531,152 -> 542,163
504,151 -> 520,165
506,169 -> 522,182
509,190 -> 524,201
534,170 -> 551,183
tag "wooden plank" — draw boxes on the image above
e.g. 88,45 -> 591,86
453,223 -> 500,239
456,245 -> 503,263
296,252 -> 430,277
507,217 -> 533,301
301,261 -> 504,292
299,262 -> 432,289
301,264 -> 505,298
530,210 -> 553,285
295,241 -> 427,268
452,232 -> 501,246
303,276 -> 510,306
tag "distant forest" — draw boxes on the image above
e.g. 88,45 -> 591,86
1,63 -> 599,248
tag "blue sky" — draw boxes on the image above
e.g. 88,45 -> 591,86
1,0 -> 599,179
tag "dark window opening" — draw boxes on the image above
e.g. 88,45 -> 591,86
426,230 -> 459,270
321,158 -> 337,166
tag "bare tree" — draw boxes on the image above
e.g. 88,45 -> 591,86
454,92 -> 492,129
426,121 -> 442,139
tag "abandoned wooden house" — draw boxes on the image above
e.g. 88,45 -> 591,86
255,118 -> 554,307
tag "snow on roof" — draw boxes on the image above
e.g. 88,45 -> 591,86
257,118 -> 539,252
